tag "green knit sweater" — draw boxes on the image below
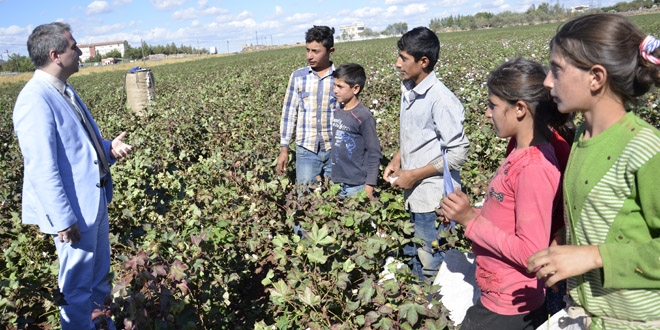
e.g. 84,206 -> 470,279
565,112 -> 660,330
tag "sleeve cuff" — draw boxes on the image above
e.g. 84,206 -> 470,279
431,157 -> 443,173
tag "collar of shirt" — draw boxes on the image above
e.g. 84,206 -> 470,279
401,71 -> 437,105
34,69 -> 67,95
307,62 -> 335,79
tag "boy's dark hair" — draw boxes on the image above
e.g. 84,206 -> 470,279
397,26 -> 439,72
333,63 -> 366,96
306,26 -> 335,51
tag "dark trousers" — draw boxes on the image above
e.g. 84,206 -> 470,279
459,299 -> 547,330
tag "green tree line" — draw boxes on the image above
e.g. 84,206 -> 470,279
429,0 -> 658,31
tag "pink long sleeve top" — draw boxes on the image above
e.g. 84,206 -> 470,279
464,143 -> 560,315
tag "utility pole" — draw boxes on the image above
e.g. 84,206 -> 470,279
227,40 -> 229,53
255,31 -> 259,46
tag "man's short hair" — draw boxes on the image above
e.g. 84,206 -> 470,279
27,22 -> 71,69
305,25 -> 335,51
397,26 -> 440,71
333,63 -> 366,96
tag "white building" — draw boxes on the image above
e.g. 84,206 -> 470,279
78,40 -> 126,61
340,22 -> 365,40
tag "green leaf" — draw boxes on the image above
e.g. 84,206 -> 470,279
375,317 -> 394,329
298,286 -> 320,306
357,278 -> 375,304
270,279 -> 292,305
272,235 -> 289,248
169,259 -> 188,281
261,269 -> 275,286
307,247 -> 327,264
365,311 -> 379,323
342,259 -> 356,273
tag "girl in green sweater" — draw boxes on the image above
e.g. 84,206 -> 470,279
526,13 -> 660,329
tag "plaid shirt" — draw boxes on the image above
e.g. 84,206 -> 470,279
279,65 -> 336,152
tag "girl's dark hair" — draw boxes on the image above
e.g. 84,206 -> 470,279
306,25 -> 335,51
550,13 -> 660,105
333,63 -> 366,96
397,26 -> 439,72
487,57 -> 575,143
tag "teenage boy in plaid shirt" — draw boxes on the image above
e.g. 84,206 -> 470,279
276,26 -> 337,187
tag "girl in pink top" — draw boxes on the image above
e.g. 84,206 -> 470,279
438,58 -> 574,330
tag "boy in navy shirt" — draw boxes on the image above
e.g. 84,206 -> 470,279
331,63 -> 382,198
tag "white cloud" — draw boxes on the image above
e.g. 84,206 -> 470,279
352,7 -> 385,18
112,0 -> 132,5
260,20 -> 282,30
227,18 -> 257,29
285,12 -> 317,23
204,7 -> 228,15
172,6 -> 229,21
172,8 -> 197,20
436,0 -> 469,7
403,3 -> 429,16
150,0 -> 188,11
86,1 -> 112,15
386,6 -> 399,16
89,23 -> 126,35
198,0 -> 207,8
0,25 -> 27,36
385,0 -> 407,4
275,6 -> 283,16
236,10 -> 252,20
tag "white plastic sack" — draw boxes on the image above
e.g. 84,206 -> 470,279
433,249 -> 480,326
535,307 -> 589,330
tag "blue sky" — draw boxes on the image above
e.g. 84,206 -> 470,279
0,0 -> 608,56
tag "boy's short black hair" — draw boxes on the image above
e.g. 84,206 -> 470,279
333,63 -> 366,96
397,26 -> 439,72
306,25 -> 335,51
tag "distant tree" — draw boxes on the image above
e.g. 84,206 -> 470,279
429,18 -> 443,31
382,25 -> 395,36
382,22 -> 408,36
85,54 -> 101,63
141,40 -> 152,57
474,12 -> 494,28
104,49 -> 122,58
342,30 -> 353,41
602,0 -> 653,11
536,2 -> 552,22
3,53 -> 34,72
394,22 -> 408,35
167,42 -> 177,55
152,44 -> 165,54
459,15 -> 478,30
444,15 -> 456,28
359,27 -> 379,38
124,43 -> 142,60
